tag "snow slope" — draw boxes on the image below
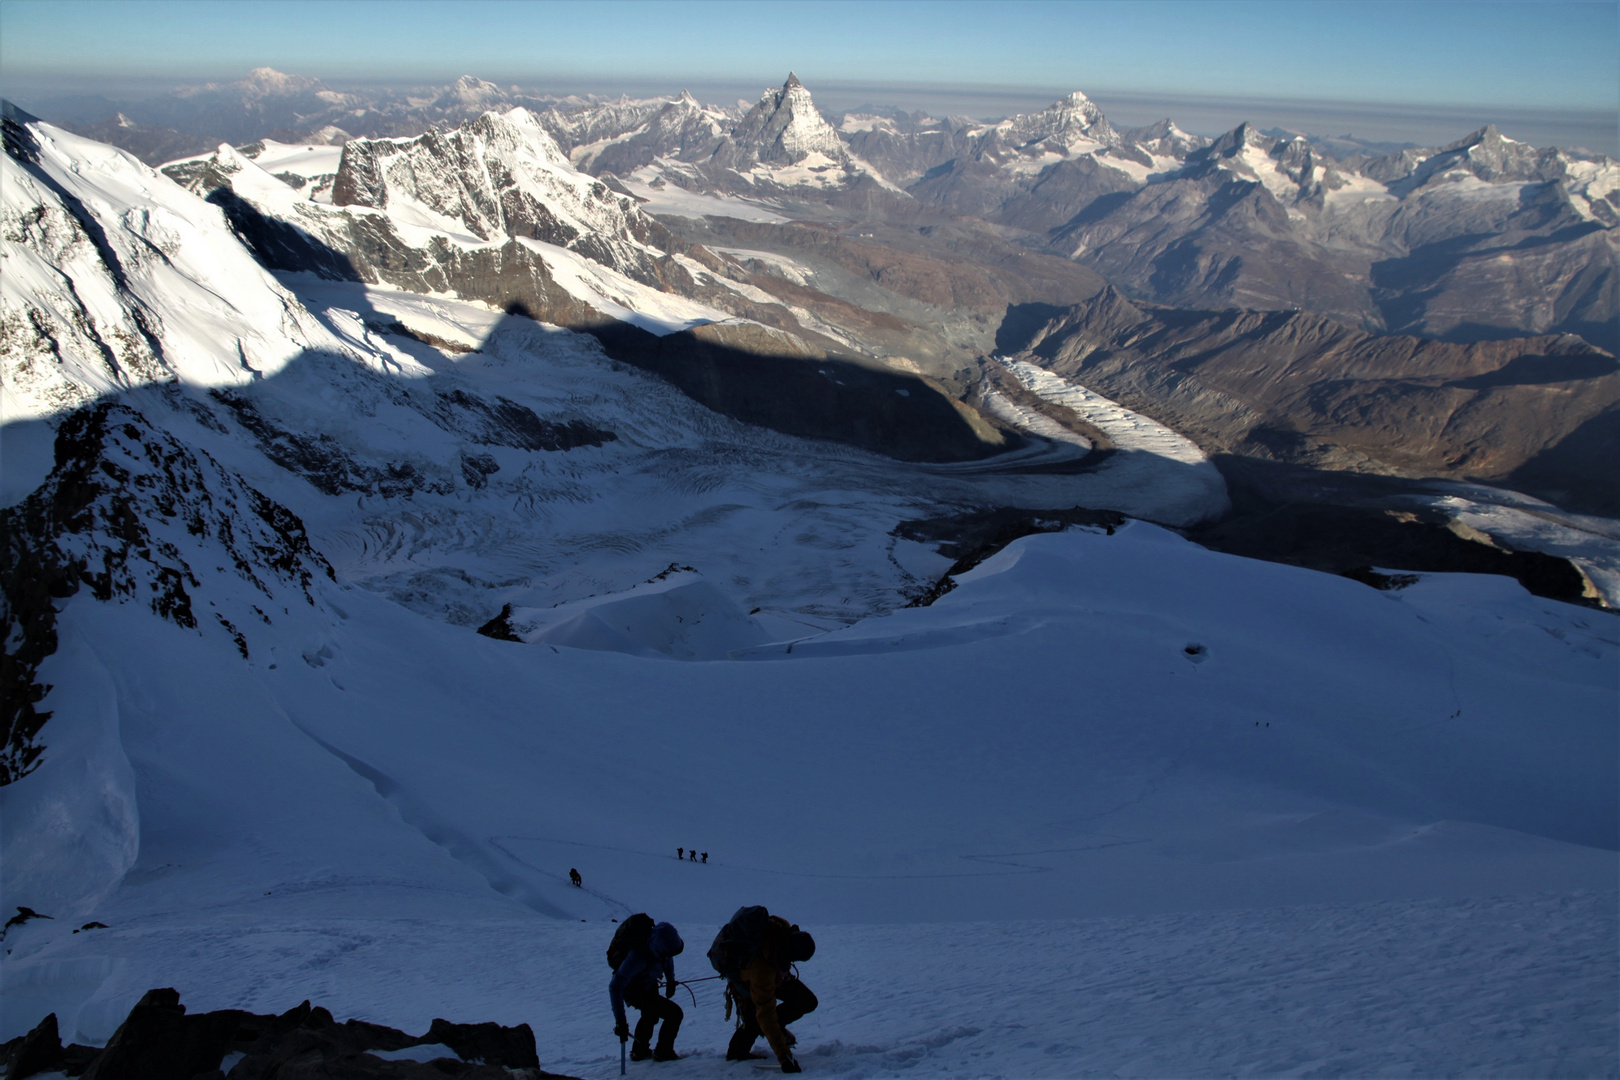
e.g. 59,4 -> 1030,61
2,523 -> 1614,1076
0,112 -> 344,422
2,109 -> 1616,1080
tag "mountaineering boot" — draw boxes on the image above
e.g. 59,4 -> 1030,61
630,1042 -> 653,1062
652,1046 -> 681,1061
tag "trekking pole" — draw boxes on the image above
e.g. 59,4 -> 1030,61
620,1035 -> 626,1075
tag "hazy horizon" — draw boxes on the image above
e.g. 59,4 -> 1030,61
2,66 -> 1613,156
3,0 -> 1615,153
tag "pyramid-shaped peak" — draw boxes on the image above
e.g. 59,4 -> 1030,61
675,89 -> 700,106
1442,123 -> 1500,153
1055,90 -> 1095,107
785,72 -> 804,90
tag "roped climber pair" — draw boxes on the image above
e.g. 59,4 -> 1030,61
607,904 -> 817,1072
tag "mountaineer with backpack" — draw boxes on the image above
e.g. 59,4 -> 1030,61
708,905 -> 817,1072
608,913 -> 685,1062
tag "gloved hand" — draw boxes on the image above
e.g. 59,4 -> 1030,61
781,1058 -> 802,1074
614,1022 -> 630,1041
665,979 -> 677,998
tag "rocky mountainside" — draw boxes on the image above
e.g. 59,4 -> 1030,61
1044,123 -> 1618,350
1002,286 -> 1620,515
33,67 -> 1612,349
562,90 -> 730,176
545,75 -> 900,201
540,80 -> 1615,352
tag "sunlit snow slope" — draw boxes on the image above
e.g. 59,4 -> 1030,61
1,107 -> 1615,1080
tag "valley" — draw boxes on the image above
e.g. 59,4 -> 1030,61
1,60 -> 1615,1080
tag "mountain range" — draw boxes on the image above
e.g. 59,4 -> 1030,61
1,70 -> 1616,1076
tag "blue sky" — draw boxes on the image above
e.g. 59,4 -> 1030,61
1,1 -> 1614,149
3,0 -> 1615,110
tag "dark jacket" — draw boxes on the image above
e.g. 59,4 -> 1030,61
610,921 -> 682,1028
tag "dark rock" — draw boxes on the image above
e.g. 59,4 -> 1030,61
459,452 -> 500,490
79,987 -> 238,1080
1001,288 -> 1620,517
2,906 -> 54,937
476,604 -> 524,642
1,403 -> 335,783
3,1011 -> 63,1080
211,389 -> 458,499
428,391 -> 615,454
1188,460 -> 1601,607
20,989 -> 579,1080
422,1018 -> 540,1069
895,506 -> 1126,606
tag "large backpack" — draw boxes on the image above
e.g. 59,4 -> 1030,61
707,905 -> 770,980
607,912 -> 655,970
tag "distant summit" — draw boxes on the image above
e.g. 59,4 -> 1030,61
713,73 -> 847,169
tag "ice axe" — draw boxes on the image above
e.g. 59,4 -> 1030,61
620,1033 -> 627,1075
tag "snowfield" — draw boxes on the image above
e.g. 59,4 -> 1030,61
1,104 -> 1616,1080
1,523 -> 1614,1076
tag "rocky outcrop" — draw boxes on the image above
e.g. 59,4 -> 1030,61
0,402 -> 332,782
2,988 -> 579,1079
711,74 -> 849,172
325,109 -> 677,284
571,91 -> 727,176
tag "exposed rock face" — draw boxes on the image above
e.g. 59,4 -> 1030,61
329,109 -> 675,281
569,91 -> 728,176
711,73 -> 850,171
155,108 -> 1019,464
1003,287 -> 1620,514
1,988 -> 578,1079
1,402 -> 332,782
1037,123 -> 1619,351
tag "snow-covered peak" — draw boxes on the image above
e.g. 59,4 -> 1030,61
715,73 -> 848,168
331,107 -> 603,235
1205,121 -> 1275,158
236,67 -> 324,99
1,115 -> 345,421
997,90 -> 1118,151
434,74 -> 509,109
1126,118 -> 1209,158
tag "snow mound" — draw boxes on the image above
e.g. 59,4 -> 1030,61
511,569 -> 773,660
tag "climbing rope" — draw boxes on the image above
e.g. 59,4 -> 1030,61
671,974 -> 723,1008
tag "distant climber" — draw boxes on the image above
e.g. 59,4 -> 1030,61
677,847 -> 684,860
688,848 -> 697,862
701,852 -> 708,864
708,906 -> 817,1072
608,913 -> 685,1062
569,868 -> 583,888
